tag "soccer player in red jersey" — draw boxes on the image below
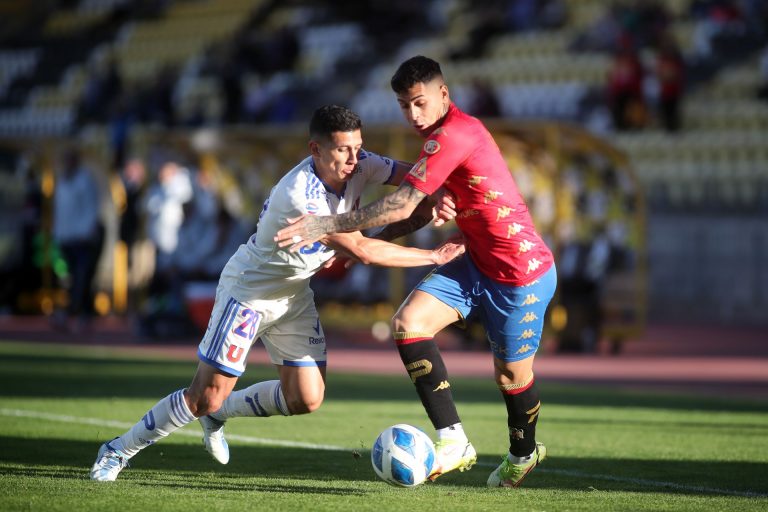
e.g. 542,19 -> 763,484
276,56 -> 557,487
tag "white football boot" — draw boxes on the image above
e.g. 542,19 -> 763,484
199,415 -> 229,464
90,439 -> 130,481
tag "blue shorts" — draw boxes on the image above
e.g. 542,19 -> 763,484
415,255 -> 557,362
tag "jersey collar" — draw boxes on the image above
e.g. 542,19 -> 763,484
309,159 -> 347,199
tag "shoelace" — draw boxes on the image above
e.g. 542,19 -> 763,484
103,452 -> 130,470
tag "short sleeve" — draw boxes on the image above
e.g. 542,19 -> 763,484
405,128 -> 471,195
357,150 -> 396,186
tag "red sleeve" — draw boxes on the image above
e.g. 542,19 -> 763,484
404,128 -> 471,195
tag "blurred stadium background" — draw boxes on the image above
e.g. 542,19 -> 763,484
0,0 -> 767,356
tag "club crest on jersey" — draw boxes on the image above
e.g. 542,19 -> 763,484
305,202 -> 319,214
409,157 -> 427,182
423,140 -> 440,155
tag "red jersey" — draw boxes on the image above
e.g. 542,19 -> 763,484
405,103 -> 553,285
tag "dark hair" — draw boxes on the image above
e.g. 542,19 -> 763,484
309,105 -> 362,141
390,56 -> 444,93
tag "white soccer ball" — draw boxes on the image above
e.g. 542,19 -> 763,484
371,423 -> 436,487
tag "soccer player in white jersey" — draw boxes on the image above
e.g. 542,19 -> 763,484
90,105 -> 463,481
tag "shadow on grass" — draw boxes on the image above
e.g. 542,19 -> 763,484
1,435 -> 766,498
1,350 -> 767,413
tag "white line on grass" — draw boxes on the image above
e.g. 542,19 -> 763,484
0,408 -> 348,451
3,407 -> 765,498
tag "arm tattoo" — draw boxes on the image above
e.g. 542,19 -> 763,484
373,197 -> 434,241
331,184 -> 427,233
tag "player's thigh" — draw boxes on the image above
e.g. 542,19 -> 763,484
197,287 -> 266,378
260,292 -> 327,368
395,255 -> 475,334
393,290 -> 462,334
277,364 -> 327,414
481,264 -> 557,363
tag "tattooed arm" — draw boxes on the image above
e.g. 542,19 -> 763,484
371,195 -> 435,242
275,183 -> 427,249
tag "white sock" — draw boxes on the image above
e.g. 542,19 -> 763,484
507,449 -> 535,465
209,380 -> 290,420
112,389 -> 196,458
436,423 -> 467,443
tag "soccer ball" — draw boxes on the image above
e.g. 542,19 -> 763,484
371,424 -> 435,487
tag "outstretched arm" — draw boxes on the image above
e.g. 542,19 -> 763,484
323,231 -> 465,267
275,182 -> 427,250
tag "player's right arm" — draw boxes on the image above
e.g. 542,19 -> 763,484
275,181 -> 428,250
322,231 -> 464,267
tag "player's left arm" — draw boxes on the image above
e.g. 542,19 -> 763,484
322,231 -> 464,267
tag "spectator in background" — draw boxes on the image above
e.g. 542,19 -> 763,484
52,149 -> 103,329
607,46 -> 646,130
144,160 -> 193,278
118,158 -> 148,312
655,36 -> 685,132
79,55 -> 123,124
468,79 -> 501,118
141,160 -> 194,337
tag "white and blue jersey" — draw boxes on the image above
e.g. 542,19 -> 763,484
198,150 -> 395,375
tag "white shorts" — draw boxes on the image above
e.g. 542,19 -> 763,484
197,284 -> 326,377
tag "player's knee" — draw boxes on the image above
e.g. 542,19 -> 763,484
186,388 -> 226,417
285,391 -> 324,415
391,309 -> 426,334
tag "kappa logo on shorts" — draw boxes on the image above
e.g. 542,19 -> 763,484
423,140 -> 440,155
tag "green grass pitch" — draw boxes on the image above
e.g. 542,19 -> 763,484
1,341 -> 766,511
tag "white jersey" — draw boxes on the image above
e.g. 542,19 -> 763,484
220,150 -> 395,302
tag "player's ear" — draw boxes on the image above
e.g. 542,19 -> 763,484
309,140 -> 321,158
440,83 -> 450,102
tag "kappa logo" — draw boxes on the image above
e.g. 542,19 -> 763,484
423,140 -> 440,155
496,206 -> 513,221
432,380 -> 451,392
409,157 -> 428,182
515,343 -> 533,355
518,239 -> 535,254
526,258 -> 543,274
507,222 -> 524,237
522,294 -> 540,305
484,190 -> 503,203
468,175 -> 487,187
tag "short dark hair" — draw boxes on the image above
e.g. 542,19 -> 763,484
309,105 -> 362,141
390,56 -> 444,94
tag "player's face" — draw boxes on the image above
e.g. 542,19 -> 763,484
395,79 -> 450,137
310,129 -> 363,191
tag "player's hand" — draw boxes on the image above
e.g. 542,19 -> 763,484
431,234 -> 466,265
274,214 -> 328,251
432,188 -> 457,227
322,256 -> 337,269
